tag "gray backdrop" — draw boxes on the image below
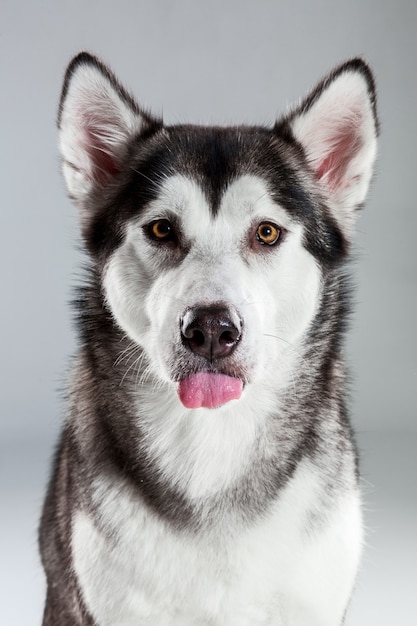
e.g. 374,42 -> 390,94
1,1 -> 416,624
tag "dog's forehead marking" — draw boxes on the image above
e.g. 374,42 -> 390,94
142,173 -> 296,236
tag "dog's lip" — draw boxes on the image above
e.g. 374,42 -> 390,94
176,369 -> 246,385
173,363 -> 245,381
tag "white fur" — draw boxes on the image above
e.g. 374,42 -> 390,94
72,460 -> 362,626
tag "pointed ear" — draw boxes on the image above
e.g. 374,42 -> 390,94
282,59 -> 378,237
58,52 -> 161,204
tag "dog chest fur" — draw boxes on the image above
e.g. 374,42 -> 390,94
72,459 -> 362,626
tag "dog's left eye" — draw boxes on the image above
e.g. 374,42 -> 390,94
256,222 -> 281,246
147,219 -> 175,242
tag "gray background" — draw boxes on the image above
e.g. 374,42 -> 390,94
1,0 -> 416,624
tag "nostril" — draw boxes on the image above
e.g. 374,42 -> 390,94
219,330 -> 238,346
188,329 -> 206,347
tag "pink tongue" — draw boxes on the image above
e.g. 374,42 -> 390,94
178,372 -> 243,409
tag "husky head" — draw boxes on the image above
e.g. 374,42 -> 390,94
59,53 -> 377,414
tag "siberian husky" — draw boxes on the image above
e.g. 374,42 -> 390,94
40,53 -> 378,625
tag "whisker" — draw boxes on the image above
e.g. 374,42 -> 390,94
264,331 -> 320,359
253,191 -> 270,204
263,333 -> 296,350
113,342 -> 140,368
120,351 -> 147,387
130,167 -> 158,186
130,166 -> 172,189
238,296 -> 268,308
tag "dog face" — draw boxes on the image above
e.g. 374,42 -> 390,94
103,169 -> 322,399
58,54 -> 377,411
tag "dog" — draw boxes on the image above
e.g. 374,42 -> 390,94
40,52 -> 378,625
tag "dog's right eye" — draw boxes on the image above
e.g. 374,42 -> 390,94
147,219 -> 175,242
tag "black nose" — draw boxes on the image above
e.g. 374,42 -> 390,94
181,305 -> 242,361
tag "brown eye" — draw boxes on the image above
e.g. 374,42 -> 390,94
256,222 -> 281,246
148,219 -> 174,242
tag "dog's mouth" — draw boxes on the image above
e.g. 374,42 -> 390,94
177,371 -> 243,409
